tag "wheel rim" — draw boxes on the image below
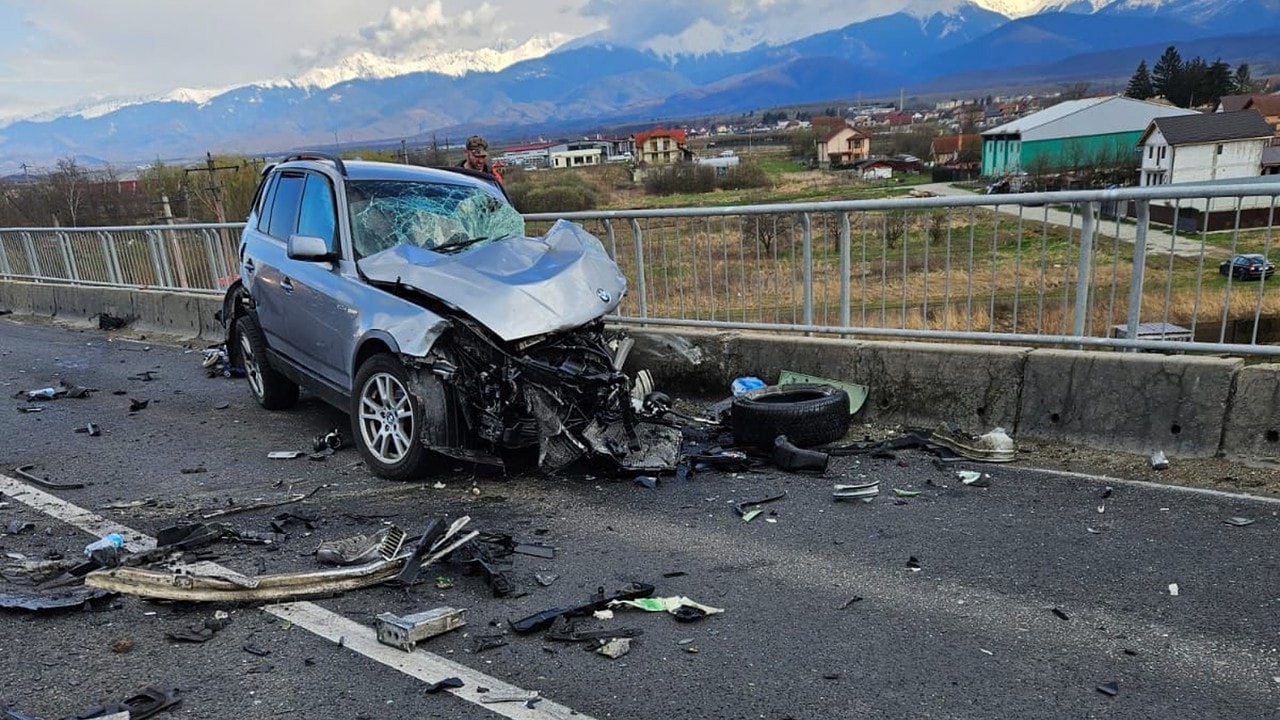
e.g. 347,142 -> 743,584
358,372 -> 415,465
239,329 -> 265,399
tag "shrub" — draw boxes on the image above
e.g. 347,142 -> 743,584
717,162 -> 772,191
643,164 -> 717,195
505,169 -> 600,213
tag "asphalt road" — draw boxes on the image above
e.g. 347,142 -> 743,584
1,315 -> 1278,720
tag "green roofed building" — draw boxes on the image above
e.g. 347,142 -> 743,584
981,96 -> 1197,178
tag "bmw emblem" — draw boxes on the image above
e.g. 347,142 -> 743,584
596,288 -> 611,303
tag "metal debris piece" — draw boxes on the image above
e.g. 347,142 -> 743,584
833,479 -> 879,502
1224,517 -> 1255,527
473,633 -> 509,652
1096,681 -> 1119,697
930,424 -> 1016,462
778,370 -> 868,415
1150,450 -> 1169,470
128,398 -> 149,412
892,488 -> 922,497
4,520 -> 34,535
1051,608 -> 1069,621
54,684 -> 180,720
906,556 -> 922,572
200,485 -> 327,519
214,401 -> 230,410
312,428 -> 344,452
535,574 -> 559,587
596,638 -> 631,659
16,406 -> 44,414
13,464 -> 86,490
0,586 -> 113,612
423,677 -> 464,694
242,643 -> 271,657
75,423 -> 102,437
510,582 -> 656,634
479,691 -> 539,704
838,596 -> 864,609
633,475 -> 658,489
316,526 -> 407,566
376,607 -> 466,651
166,613 -> 231,643
267,450 -> 303,460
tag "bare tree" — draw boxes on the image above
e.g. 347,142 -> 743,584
48,157 -> 89,226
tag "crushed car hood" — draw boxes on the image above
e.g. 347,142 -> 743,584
359,220 -> 627,342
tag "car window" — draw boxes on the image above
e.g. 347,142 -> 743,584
346,180 -> 525,259
298,173 -> 337,252
255,174 -> 279,234
266,173 -> 306,241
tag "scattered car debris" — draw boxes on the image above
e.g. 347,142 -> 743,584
316,526 -> 407,566
892,488 -> 922,497
1168,583 -> 1179,596
734,491 -> 787,522
129,398 -> 149,412
777,370 -> 868,415
1100,486 -> 1113,499
376,607 -> 467,651
12,464 -> 85,490
1150,450 -> 1169,470
929,425 -> 1016,462
214,401 -> 230,410
609,596 -> 724,618
83,533 -> 126,566
957,470 -> 989,487
74,423 -> 102,437
1096,681 -> 1119,697
4,520 -> 34,535
906,556 -> 922,572
166,612 -> 232,643
242,643 -> 271,657
112,637 -> 135,654
535,574 -> 559,587
313,428 -> 344,453
472,631 -> 510,653
0,586 -> 114,612
1051,608 -> 1069,621
423,677 -> 465,694
15,406 -> 44,414
131,371 -> 159,382
772,435 -> 829,472
833,479 -> 879,502
93,312 -> 131,331
838,596 -> 864,609
200,485 -> 328,520
267,450 -> 304,460
633,475 -> 658,489
595,637 -> 632,659
1223,516 -> 1255,527
478,690 -> 539,704
510,583 -> 655,634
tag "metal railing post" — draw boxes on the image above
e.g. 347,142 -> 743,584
0,232 -> 12,276
630,219 -> 648,321
21,231 -> 43,279
838,211 -> 851,338
201,229 -> 220,291
801,212 -> 813,335
100,231 -> 123,284
59,231 -> 80,282
1072,202 -> 1097,343
145,230 -> 172,287
1124,200 -> 1150,351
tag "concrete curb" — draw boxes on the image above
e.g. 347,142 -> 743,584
0,280 -> 222,342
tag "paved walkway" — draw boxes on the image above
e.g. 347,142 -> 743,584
917,182 -> 1216,259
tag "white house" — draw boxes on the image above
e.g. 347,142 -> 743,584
1138,110 -> 1274,186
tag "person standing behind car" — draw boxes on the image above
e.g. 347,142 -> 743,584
459,134 -> 502,183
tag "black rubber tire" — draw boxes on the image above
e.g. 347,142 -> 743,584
235,314 -> 299,411
350,354 -> 431,482
731,383 -> 850,449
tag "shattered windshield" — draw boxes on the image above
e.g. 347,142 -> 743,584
346,179 -> 525,258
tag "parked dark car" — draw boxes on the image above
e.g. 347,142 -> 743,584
1218,254 -> 1276,281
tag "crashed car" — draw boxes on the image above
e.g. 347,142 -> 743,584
222,153 -> 676,480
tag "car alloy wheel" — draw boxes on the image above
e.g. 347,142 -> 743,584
239,329 -> 265,400
358,371 -> 416,466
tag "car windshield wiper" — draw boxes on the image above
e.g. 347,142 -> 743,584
434,236 -> 492,255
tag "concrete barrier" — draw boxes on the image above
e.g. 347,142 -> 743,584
7,280 -> 1280,460
1019,349 -> 1241,458
1221,363 -> 1280,460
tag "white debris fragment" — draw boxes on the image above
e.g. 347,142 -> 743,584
1168,583 -> 1179,596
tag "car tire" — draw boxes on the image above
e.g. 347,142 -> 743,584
235,314 -> 299,411
731,383 -> 850,450
351,354 -> 430,481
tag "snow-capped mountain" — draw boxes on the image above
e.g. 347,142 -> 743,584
0,1 -> 1276,170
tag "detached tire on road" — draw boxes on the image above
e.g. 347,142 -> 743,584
731,383 -> 850,449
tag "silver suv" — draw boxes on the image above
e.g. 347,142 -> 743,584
221,153 -> 652,480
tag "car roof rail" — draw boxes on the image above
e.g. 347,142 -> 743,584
282,151 -> 348,177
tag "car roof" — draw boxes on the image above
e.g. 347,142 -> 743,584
278,158 -> 500,193
1238,253 -> 1266,260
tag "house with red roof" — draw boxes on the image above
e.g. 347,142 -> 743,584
631,128 -> 692,165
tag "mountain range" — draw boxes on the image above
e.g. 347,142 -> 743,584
1,0 -> 1278,171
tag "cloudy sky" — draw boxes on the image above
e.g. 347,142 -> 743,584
0,0 -> 1035,120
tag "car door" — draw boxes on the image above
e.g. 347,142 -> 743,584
247,170 -> 306,363
280,172 -> 362,391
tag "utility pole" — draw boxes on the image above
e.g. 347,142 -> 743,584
184,152 -> 238,223
401,139 -> 409,165
19,162 -> 29,180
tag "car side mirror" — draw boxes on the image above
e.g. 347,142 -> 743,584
287,234 -> 334,262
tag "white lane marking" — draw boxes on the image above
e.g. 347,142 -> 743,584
0,472 -> 594,720
1026,467 -> 1280,506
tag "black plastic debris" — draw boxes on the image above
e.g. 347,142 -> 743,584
94,312 -> 130,331
473,632 -> 509,653
63,685 -> 181,720
906,556 -> 922,571
424,677 -> 464,694
0,586 -> 114,612
214,401 -> 230,410
838,596 -> 864,609
510,582 -> 655,634
1051,608 -> 1070,621
242,643 -> 271,657
74,423 -> 102,437
662,571 -> 688,579
671,605 -> 709,623
155,524 -> 222,551
545,616 -> 643,643
1096,681 -> 1119,697
733,491 -> 787,522
129,398 -> 149,412
772,435 -> 829,472
13,464 -> 85,490
166,614 -> 231,643
1100,486 -> 1113,499
1223,517 -> 1256,527
131,370 -> 158,382
312,428 -> 344,452
633,475 -> 658,489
